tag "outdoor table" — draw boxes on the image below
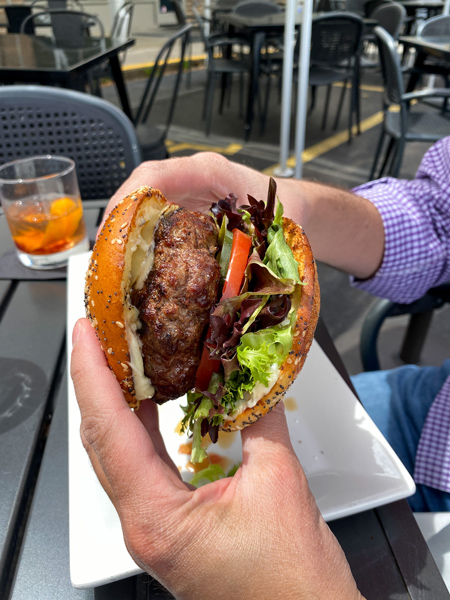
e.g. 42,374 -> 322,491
0,199 -> 448,599
217,11 -> 302,140
400,34 -> 450,92
0,33 -> 135,119
401,0 -> 444,34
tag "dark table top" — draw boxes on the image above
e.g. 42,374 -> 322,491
0,33 -> 134,73
0,201 -> 449,599
401,34 -> 450,60
401,0 -> 443,6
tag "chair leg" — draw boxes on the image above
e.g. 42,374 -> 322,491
322,84 -> 332,130
380,137 -> 396,178
260,74 -> 272,134
239,72 -> 244,119
333,80 -> 347,132
185,35 -> 192,89
205,73 -> 217,136
219,73 -> 227,114
389,137 -> 405,178
309,85 -> 317,112
202,71 -> 213,120
369,127 -> 386,180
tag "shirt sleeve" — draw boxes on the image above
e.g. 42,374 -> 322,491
350,137 -> 450,303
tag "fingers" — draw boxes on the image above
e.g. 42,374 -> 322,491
101,153 -> 273,228
135,400 -> 182,479
71,319 -> 186,512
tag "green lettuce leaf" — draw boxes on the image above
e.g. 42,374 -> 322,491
190,464 -> 226,486
237,322 -> 293,386
265,200 -> 301,284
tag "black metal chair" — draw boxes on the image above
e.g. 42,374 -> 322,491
361,1 -> 406,67
368,1 -> 406,38
360,282 -> 450,371
133,24 -> 192,160
171,0 -> 204,87
0,85 -> 141,200
110,1 -> 134,41
192,6 -> 252,136
302,12 -> 364,141
20,9 -> 105,49
370,26 -> 450,178
87,2 -> 134,97
5,5 -> 35,34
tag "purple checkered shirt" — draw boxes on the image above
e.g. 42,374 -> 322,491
352,137 -> 450,493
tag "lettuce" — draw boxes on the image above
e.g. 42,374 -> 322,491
264,200 -> 301,284
190,462 -> 241,487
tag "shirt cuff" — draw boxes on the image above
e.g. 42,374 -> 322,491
350,177 -> 447,303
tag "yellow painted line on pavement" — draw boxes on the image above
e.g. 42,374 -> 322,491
332,81 -> 384,93
166,141 -> 243,155
263,110 -> 384,175
122,54 -> 207,72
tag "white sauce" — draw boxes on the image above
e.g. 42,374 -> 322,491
123,202 -> 177,401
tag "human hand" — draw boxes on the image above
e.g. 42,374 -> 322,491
71,318 -> 365,600
102,152 -> 303,222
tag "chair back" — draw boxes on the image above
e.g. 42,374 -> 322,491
192,5 -> 208,46
172,0 -> 188,25
0,86 -> 141,200
417,14 -> 450,38
5,6 -> 35,34
374,25 -> 405,104
232,0 -> 282,16
134,24 -> 192,133
310,12 -> 363,66
20,9 -> 104,48
370,1 -> 406,39
111,2 -> 134,40
344,0 -> 366,15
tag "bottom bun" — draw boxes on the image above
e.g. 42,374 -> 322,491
220,217 -> 320,432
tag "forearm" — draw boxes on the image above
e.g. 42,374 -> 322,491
274,178 -> 385,280
106,154 -> 385,281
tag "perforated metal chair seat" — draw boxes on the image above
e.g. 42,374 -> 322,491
385,109 -> 450,141
0,86 -> 141,200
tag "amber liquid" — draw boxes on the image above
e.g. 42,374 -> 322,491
6,196 -> 86,256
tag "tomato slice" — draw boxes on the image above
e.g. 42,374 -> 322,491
195,228 -> 252,392
221,229 -> 252,300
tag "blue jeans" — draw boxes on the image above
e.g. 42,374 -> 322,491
351,360 -> 450,512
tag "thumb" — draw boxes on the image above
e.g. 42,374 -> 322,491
240,402 -> 300,474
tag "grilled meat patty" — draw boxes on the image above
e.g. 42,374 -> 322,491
131,207 -> 220,404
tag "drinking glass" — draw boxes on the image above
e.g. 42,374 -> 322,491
0,155 -> 89,269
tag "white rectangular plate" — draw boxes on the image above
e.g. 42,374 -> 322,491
67,252 -> 415,589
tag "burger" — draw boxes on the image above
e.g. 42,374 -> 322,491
85,179 -> 319,463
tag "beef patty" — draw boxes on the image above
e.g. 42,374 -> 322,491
131,207 -> 220,404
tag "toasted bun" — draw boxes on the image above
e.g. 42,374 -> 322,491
85,186 -> 177,408
85,187 -> 319,427
220,217 -> 320,432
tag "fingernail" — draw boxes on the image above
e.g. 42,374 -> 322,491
72,319 -> 82,348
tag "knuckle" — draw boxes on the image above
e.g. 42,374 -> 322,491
80,413 -> 103,451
